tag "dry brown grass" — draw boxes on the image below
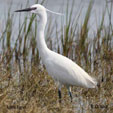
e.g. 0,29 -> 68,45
0,62 -> 112,113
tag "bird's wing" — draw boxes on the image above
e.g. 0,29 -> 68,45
45,51 -> 97,88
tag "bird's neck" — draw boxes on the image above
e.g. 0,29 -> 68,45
36,12 -> 49,60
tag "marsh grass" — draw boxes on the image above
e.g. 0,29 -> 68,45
0,0 -> 113,113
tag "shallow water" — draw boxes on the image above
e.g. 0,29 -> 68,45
0,0 -> 112,50
0,0 -> 112,26
0,0 -> 112,38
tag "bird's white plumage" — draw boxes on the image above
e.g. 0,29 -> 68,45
15,4 -> 97,92
31,4 -> 97,89
44,50 -> 97,88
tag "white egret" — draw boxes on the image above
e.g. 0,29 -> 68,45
15,4 -> 97,102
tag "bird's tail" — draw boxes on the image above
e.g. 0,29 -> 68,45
85,77 -> 98,88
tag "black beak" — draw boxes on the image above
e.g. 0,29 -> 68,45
15,7 -> 37,12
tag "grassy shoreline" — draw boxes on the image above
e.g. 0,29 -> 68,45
0,0 -> 113,112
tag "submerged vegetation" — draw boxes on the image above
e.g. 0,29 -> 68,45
0,0 -> 113,113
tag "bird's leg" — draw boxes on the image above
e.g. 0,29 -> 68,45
68,87 -> 73,102
57,83 -> 62,103
58,89 -> 62,103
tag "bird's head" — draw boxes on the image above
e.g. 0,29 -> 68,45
15,4 -> 64,17
15,4 -> 46,17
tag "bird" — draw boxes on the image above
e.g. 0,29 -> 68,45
15,4 -> 97,102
